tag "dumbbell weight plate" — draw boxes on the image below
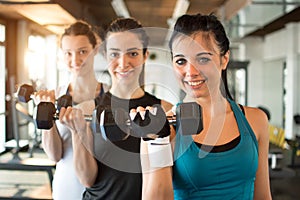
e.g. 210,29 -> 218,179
17,84 -> 34,103
176,102 -> 203,135
98,108 -> 130,141
34,102 -> 56,129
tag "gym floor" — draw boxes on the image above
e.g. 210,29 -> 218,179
0,148 -> 300,199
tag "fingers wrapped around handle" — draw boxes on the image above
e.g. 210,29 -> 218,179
130,104 -> 170,140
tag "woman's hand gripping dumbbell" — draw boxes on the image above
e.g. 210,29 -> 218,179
95,102 -> 203,141
31,89 -> 73,129
17,83 -> 72,111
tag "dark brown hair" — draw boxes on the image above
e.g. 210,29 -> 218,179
169,13 -> 233,100
61,20 -> 99,48
104,18 -> 149,87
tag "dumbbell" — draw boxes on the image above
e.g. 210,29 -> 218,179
17,84 -> 71,111
34,96 -> 73,129
17,84 -> 35,103
35,101 -> 203,141
91,102 -> 203,141
35,97 -> 105,130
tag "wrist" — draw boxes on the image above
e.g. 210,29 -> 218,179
146,136 -> 173,168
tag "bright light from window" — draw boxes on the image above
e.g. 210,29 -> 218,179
25,35 -> 46,80
0,25 -> 5,42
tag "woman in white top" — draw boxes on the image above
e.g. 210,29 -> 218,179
33,20 -> 109,200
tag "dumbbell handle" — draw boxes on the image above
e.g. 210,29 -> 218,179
95,102 -> 203,141
98,113 -> 177,127
52,113 -> 93,122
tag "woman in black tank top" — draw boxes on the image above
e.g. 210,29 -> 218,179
58,18 -> 172,200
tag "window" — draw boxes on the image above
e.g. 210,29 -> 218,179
0,23 -> 6,153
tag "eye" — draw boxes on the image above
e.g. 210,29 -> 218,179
175,58 -> 187,67
109,52 -> 120,58
79,49 -> 88,55
64,51 -> 71,57
197,57 -> 211,64
128,51 -> 139,57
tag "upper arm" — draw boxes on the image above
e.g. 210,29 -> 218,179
245,107 -> 272,200
161,100 -> 173,112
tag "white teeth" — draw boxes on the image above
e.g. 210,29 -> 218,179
187,81 -> 204,86
118,71 -> 129,75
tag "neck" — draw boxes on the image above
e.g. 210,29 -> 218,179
110,84 -> 144,99
69,73 -> 99,102
196,94 -> 228,116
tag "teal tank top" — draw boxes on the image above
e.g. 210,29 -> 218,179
173,99 -> 258,200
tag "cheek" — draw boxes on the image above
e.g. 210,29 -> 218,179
132,58 -> 144,67
63,56 -> 71,64
107,58 -> 117,69
173,67 -> 185,79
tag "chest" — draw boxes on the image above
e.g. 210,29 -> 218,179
193,112 -> 240,145
173,136 -> 258,190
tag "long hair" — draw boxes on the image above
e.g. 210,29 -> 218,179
104,18 -> 149,88
169,13 -> 233,100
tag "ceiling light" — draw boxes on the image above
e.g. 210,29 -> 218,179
111,0 -> 130,18
167,0 -> 190,27
5,3 -> 76,34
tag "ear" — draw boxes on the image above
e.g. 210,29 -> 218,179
91,46 -> 99,57
143,50 -> 149,63
221,50 -> 230,70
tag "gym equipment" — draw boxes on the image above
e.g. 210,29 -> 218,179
34,96 -> 73,129
17,84 -> 35,103
35,101 -> 203,141
17,84 -> 72,111
92,102 -> 203,141
0,76 -> 56,192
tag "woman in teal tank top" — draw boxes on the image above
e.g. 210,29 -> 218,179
142,14 -> 272,200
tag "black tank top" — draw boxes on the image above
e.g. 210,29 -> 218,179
83,91 -> 161,200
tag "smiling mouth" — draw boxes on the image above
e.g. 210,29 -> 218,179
118,71 -> 130,75
185,80 -> 205,86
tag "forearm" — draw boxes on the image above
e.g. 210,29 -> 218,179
141,139 -> 174,200
72,128 -> 98,188
42,124 -> 63,162
142,167 -> 174,200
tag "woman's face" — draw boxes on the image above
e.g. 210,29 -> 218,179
61,35 -> 95,76
171,32 -> 229,99
106,31 -> 147,87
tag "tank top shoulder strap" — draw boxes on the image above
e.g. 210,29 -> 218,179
94,92 -> 111,107
99,83 -> 105,96
228,99 -> 258,152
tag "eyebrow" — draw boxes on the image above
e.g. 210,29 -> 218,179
63,47 -> 89,52
196,52 -> 213,56
108,47 -> 141,52
108,48 -> 121,51
173,52 -> 213,58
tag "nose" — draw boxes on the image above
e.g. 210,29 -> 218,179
117,53 -> 129,69
71,53 -> 82,67
185,61 -> 200,77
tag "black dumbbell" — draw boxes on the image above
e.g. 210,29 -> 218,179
34,96 -> 73,129
17,84 -> 34,103
93,102 -> 203,141
17,84 -> 71,111
35,101 -> 203,141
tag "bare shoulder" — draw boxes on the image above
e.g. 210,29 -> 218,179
161,100 -> 173,112
243,106 -> 269,140
101,82 -> 111,93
